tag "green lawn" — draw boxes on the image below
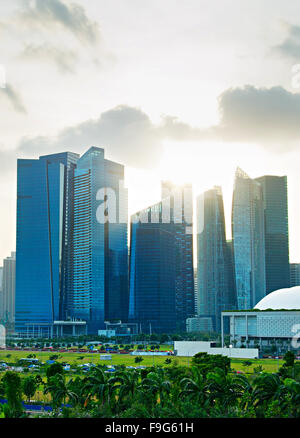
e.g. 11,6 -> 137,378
0,349 -> 285,373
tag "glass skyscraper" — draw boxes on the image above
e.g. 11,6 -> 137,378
255,175 -> 290,294
129,203 -> 177,333
0,252 -> 16,326
290,264 -> 300,287
15,152 -> 79,335
129,182 -> 194,333
15,147 -> 128,336
232,168 -> 266,310
71,147 -> 128,333
197,187 -> 235,332
161,182 -> 195,331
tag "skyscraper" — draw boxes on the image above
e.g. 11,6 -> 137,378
161,182 -> 195,331
290,264 -> 300,287
232,168 -> 266,310
129,203 -> 177,333
71,147 -> 128,333
255,175 -> 290,294
129,182 -> 194,333
40,153 -> 80,321
1,252 -> 16,326
15,153 -> 79,335
197,187 -> 235,332
0,267 -> 3,320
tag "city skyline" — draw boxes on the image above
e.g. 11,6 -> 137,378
2,1 -> 300,264
8,145 -> 294,336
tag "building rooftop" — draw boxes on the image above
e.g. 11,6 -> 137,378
254,286 -> 300,310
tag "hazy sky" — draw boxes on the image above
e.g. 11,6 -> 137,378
1,0 -> 300,262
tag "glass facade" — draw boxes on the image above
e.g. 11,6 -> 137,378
161,182 -> 195,331
232,168 -> 266,310
71,147 -> 128,333
197,187 -> 235,332
129,203 -> 177,333
290,263 -> 300,287
15,154 -> 79,335
255,176 -> 290,294
0,252 -> 16,325
129,182 -> 195,333
15,148 -> 128,336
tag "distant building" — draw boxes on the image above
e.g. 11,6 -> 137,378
0,266 -> 3,319
226,240 -> 236,309
15,152 -> 79,336
186,317 -> 213,333
129,202 -> 177,333
0,254 -> 16,326
174,341 -> 258,359
197,187 -> 235,332
15,147 -> 128,337
161,182 -> 195,331
71,147 -> 128,333
194,269 -> 198,314
290,264 -> 300,287
255,175 -> 290,294
222,287 -> 300,353
129,182 -> 195,333
2,252 -> 15,325
232,168 -> 266,310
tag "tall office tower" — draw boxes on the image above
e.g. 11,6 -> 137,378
129,203 -> 177,333
71,147 -> 128,333
232,168 -> 266,310
255,175 -> 290,294
194,269 -> 198,315
1,252 -> 16,325
161,181 -> 195,331
0,267 -> 3,320
226,240 -> 236,308
290,264 -> 300,287
15,152 -> 79,336
40,153 -> 80,320
197,187 -> 235,332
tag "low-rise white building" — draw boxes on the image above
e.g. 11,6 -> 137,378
174,341 -> 258,359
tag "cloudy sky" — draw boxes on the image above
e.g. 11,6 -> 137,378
1,0 -> 300,262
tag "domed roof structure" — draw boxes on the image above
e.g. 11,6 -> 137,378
254,286 -> 300,310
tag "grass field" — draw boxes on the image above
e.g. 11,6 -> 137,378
0,349 -> 290,404
0,349 -> 285,373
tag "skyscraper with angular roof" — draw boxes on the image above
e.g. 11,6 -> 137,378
232,168 -> 266,310
197,186 -> 235,332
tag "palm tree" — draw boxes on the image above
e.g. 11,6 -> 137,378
283,378 -> 300,414
67,376 -> 85,407
140,368 -> 171,406
81,366 -> 113,407
251,373 -> 287,407
205,369 -> 252,410
109,369 -> 140,403
44,374 -> 78,408
179,366 -> 208,406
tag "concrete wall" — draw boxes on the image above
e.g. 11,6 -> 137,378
174,341 -> 259,359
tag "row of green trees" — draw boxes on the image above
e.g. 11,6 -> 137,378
0,352 -> 299,418
6,330 -> 223,349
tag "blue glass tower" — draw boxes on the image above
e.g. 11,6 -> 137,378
232,168 -> 266,310
129,203 -> 177,333
15,152 -> 79,335
71,147 -> 128,333
129,182 -> 194,333
254,175 -> 290,294
161,182 -> 195,331
197,187 -> 236,332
